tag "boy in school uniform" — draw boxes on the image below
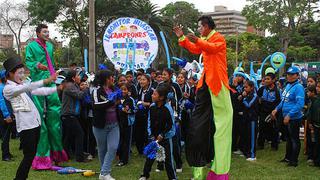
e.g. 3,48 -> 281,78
139,83 -> 176,180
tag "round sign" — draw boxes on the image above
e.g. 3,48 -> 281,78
103,17 -> 159,70
270,52 -> 286,70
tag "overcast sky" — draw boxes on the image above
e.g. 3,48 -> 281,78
0,0 -> 248,45
150,0 -> 247,12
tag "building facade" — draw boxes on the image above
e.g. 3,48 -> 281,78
203,6 -> 265,37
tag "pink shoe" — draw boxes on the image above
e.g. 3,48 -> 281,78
207,171 -> 229,180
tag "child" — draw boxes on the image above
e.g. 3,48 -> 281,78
79,79 -> 96,159
155,71 -> 163,85
161,68 -> 183,172
117,84 -> 136,166
305,76 -> 317,162
230,74 -> 246,155
242,80 -> 259,161
257,69 -> 281,150
126,71 -> 138,99
176,73 -> 194,142
0,70 -> 14,161
3,57 -> 57,180
139,83 -> 176,180
135,74 -> 153,155
117,74 -> 128,88
61,69 -> 88,162
306,85 -> 320,166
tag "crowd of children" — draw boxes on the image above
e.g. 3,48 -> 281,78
0,55 -> 320,180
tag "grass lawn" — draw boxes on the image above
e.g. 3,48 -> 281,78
0,139 -> 319,180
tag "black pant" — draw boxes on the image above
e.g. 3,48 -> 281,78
258,113 -> 279,149
142,138 -> 176,180
180,109 -> 191,141
80,117 -> 96,156
232,113 -> 243,151
61,115 -> 84,161
119,125 -> 133,164
1,122 -> 13,159
313,127 -> 320,166
134,113 -> 148,154
285,120 -> 301,164
306,125 -> 315,160
172,126 -> 182,169
238,115 -> 247,153
15,126 -> 40,180
243,121 -> 257,158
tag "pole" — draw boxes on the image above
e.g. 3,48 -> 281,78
88,0 -> 96,72
159,31 -> 170,69
84,48 -> 88,72
235,25 -> 239,67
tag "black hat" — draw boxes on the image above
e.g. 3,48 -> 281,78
3,57 -> 23,74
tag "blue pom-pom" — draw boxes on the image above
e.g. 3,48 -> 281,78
176,59 -> 187,68
98,64 -> 107,70
138,104 -> 145,110
116,89 -> 123,99
143,141 -> 159,159
184,100 -> 194,110
108,92 -> 117,102
118,104 -> 123,110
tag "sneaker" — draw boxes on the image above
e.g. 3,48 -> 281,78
307,159 -> 314,164
139,176 -> 147,180
279,158 -> 290,163
2,157 -> 12,162
155,168 -> 161,172
87,154 -> 93,160
117,162 -> 126,167
246,157 -> 256,161
176,168 -> 182,173
233,150 -> 243,155
99,174 -> 115,180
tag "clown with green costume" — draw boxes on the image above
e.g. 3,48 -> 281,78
25,24 -> 68,170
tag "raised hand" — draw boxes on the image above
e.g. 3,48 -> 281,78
186,33 -> 199,43
173,25 -> 184,38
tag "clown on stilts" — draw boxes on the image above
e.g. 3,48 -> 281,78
173,16 -> 233,180
25,24 -> 68,169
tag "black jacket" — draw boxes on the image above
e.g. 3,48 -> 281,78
243,92 -> 259,122
148,103 -> 174,139
136,86 -> 153,122
257,85 -> 281,115
91,86 -> 118,129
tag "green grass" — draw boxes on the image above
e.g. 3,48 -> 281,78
0,139 -> 319,180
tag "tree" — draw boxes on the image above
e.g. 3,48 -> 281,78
160,1 -> 201,59
0,0 -> 31,56
287,45 -> 317,62
242,0 -> 319,56
28,0 -> 89,58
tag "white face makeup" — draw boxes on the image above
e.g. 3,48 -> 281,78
38,28 -> 50,41
14,68 -> 25,84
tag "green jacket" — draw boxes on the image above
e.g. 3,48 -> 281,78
307,96 -> 320,127
25,40 -> 54,81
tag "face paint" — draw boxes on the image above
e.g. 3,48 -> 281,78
14,68 -> 25,84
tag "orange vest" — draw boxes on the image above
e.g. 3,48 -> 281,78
179,31 -> 231,96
